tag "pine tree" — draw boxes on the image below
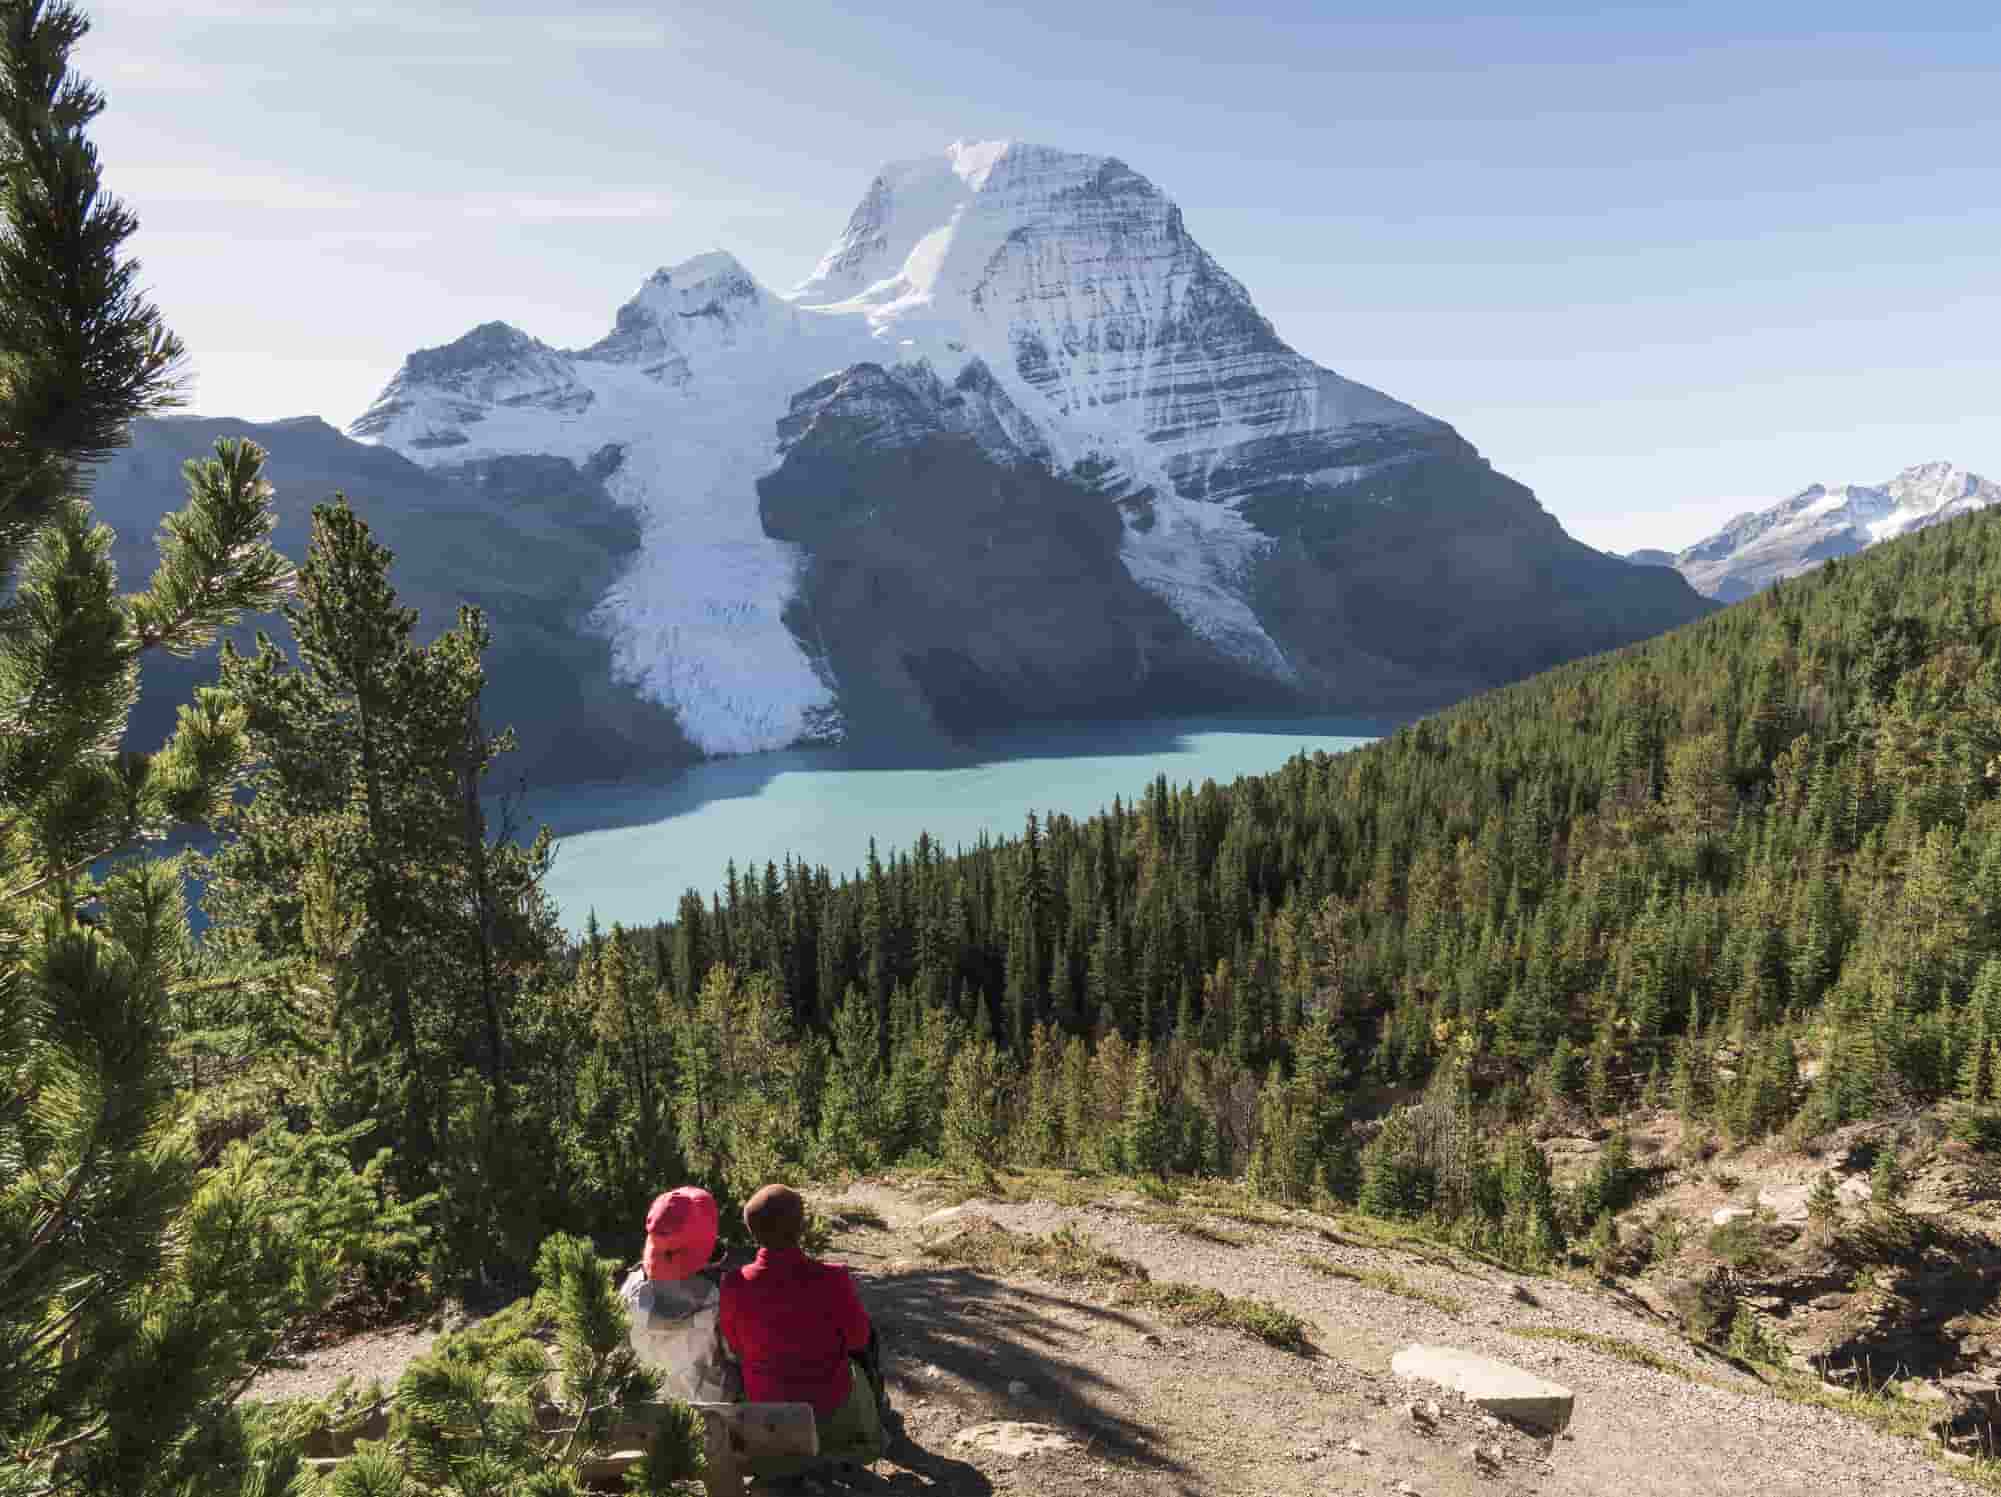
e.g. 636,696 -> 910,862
1059,1033 -> 1093,1169
0,7 -> 399,1489
1122,1039 -> 1169,1176
942,1036 -> 1009,1177
1959,1009 -> 1994,1105
206,500 -> 558,1242
1021,1023 -> 1065,1166
816,986 -> 884,1168
1870,1144 -> 1906,1209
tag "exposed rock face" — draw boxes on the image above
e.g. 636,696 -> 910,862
347,139 -> 1711,756
1639,463 -> 2000,601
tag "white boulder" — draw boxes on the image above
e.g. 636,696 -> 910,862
1757,1183 -> 1812,1224
1392,1344 -> 1576,1433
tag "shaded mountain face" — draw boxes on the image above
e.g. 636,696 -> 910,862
344,138 -> 1711,758
92,415 -> 690,790
1648,463 -> 2000,601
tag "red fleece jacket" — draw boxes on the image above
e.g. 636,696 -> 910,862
718,1246 -> 872,1416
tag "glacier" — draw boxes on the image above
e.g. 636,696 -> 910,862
351,140 -> 1498,754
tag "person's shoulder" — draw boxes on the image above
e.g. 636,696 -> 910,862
809,1256 -> 857,1285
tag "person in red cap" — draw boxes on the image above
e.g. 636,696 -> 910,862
621,1186 -> 741,1404
720,1183 -> 885,1476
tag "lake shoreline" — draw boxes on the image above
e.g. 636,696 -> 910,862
518,715 -> 1390,932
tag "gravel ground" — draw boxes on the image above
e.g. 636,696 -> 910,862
826,1181 -> 1981,1497
251,1178 -> 1986,1496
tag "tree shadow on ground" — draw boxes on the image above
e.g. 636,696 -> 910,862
855,1265 -> 1187,1480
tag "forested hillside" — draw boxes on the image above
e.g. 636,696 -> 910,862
407,498 -> 2001,1275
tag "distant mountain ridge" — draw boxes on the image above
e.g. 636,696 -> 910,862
341,137 -> 1710,757
1627,462 -> 2000,600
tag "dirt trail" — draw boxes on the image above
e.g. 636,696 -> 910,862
251,1180 -> 1978,1497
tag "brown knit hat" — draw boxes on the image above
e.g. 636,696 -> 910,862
743,1183 -> 805,1251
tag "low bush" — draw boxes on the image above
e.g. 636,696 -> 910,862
1705,1217 -> 1772,1271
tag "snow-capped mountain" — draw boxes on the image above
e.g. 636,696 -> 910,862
1638,463 -> 2001,601
351,139 -> 1710,757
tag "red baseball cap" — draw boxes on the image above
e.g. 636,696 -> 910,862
642,1187 -> 719,1281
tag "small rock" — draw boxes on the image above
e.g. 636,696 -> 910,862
1711,1206 -> 1755,1227
1406,1400 -> 1434,1427
1757,1183 -> 1813,1224
1507,1284 -> 1538,1305
1424,1399 -> 1443,1423
1007,1379 -> 1030,1397
1139,1332 -> 1163,1347
1345,1438 -> 1367,1455
1478,1442 -> 1505,1465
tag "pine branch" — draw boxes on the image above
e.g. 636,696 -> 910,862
1,834 -> 126,902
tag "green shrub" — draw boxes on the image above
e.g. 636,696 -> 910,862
1727,1306 -> 1785,1365
1705,1217 -> 1770,1271
1950,1111 -> 2001,1153
342,1233 -> 706,1496
1870,1147 -> 1907,1206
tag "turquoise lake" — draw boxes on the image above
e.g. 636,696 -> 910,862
522,717 -> 1384,931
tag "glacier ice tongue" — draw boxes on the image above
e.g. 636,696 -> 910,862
356,263 -> 877,757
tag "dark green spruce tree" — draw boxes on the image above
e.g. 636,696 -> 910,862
204,498 -> 562,1285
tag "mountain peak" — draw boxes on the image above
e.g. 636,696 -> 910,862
648,249 -> 753,289
1659,461 -> 1998,600
580,251 -> 783,368
790,139 -> 1123,308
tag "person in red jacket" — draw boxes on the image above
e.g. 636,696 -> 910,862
719,1183 -> 885,1477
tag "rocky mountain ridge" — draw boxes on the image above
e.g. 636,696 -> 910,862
1628,462 -> 1999,601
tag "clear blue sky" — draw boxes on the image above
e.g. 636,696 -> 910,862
83,0 -> 2000,552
